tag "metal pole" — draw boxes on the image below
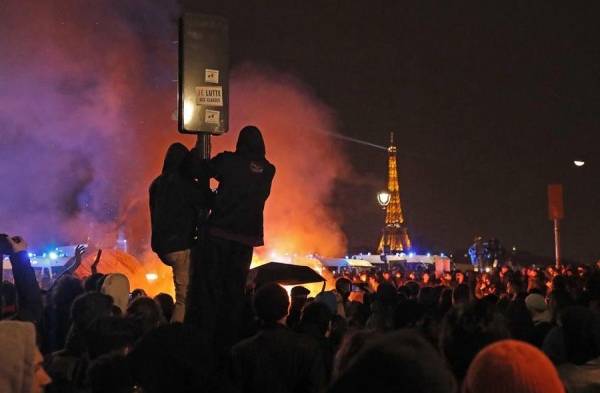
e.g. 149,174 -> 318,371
554,219 -> 561,269
195,133 -> 211,160
193,133 -> 211,240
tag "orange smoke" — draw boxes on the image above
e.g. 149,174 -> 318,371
2,3 -> 350,293
214,65 -> 349,257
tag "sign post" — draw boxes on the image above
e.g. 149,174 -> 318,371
547,184 -> 564,269
177,13 -> 229,160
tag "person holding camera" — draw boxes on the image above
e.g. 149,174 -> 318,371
0,234 -> 42,325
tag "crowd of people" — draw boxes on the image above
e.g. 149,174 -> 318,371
2,232 -> 600,392
1,126 -> 599,393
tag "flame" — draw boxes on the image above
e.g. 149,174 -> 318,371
1,4 -> 351,290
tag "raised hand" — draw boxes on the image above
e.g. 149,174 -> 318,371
91,249 -> 102,274
70,244 -> 87,272
7,235 -> 28,254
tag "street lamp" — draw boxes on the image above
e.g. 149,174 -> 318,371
377,190 -> 391,208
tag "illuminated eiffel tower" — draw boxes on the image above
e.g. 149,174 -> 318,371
377,132 -> 411,253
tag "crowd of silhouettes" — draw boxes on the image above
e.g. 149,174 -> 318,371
2,232 -> 600,392
1,125 -> 599,393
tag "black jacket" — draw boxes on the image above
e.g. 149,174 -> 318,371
149,143 -> 210,255
230,324 -> 326,393
207,126 -> 275,246
4,251 -> 42,324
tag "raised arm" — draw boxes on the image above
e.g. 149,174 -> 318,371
91,249 -> 102,274
7,236 -> 43,324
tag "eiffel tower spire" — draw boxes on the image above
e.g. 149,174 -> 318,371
378,132 -> 411,253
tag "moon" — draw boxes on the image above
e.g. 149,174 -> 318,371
573,160 -> 585,167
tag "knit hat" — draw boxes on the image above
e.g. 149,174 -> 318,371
100,273 -> 130,313
0,321 -> 36,393
525,294 -> 547,313
463,340 -> 564,393
525,294 -> 551,324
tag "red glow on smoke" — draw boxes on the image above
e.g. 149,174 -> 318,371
0,1 -> 349,275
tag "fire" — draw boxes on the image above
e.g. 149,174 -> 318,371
2,3 -> 351,291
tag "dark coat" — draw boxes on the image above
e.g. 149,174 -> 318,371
207,126 -> 275,246
149,143 -> 209,255
230,324 -> 326,393
4,251 -> 42,324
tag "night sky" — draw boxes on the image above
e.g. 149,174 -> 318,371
185,1 -> 600,262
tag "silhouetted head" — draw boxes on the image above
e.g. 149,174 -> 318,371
128,323 -> 215,393
330,330 -> 456,393
153,293 -> 174,322
440,301 -> 510,381
236,125 -> 265,160
336,277 -> 352,300
52,275 -> 84,308
253,283 -> 289,323
126,296 -> 165,336
162,143 -> 188,174
300,301 -> 333,336
70,292 -> 114,332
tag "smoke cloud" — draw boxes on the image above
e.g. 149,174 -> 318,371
0,1 -> 348,258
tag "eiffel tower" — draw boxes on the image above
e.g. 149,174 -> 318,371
377,132 -> 411,253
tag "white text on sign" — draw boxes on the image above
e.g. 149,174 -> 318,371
195,86 -> 223,107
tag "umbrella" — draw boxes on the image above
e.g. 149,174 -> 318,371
250,262 -> 325,286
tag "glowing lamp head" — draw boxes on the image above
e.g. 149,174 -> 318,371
377,190 -> 391,207
145,273 -> 158,282
574,160 -> 585,167
49,252 -> 58,260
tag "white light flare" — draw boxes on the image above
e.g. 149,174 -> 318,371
145,273 -> 158,282
183,100 -> 194,125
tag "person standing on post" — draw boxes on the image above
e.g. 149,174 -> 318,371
186,125 -> 275,357
150,143 -> 211,322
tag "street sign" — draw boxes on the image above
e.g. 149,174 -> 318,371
548,184 -> 564,220
178,14 -> 229,134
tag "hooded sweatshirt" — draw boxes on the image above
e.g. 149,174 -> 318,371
207,126 -> 275,246
150,143 -> 209,255
100,274 -> 130,314
0,321 -> 36,393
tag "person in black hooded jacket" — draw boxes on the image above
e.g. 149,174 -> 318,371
149,143 -> 211,322
186,125 -> 275,360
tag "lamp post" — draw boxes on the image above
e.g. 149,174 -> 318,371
377,190 -> 391,268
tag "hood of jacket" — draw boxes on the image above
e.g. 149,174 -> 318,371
162,143 -> 189,174
0,321 -> 36,393
236,126 -> 266,160
100,273 -> 130,314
